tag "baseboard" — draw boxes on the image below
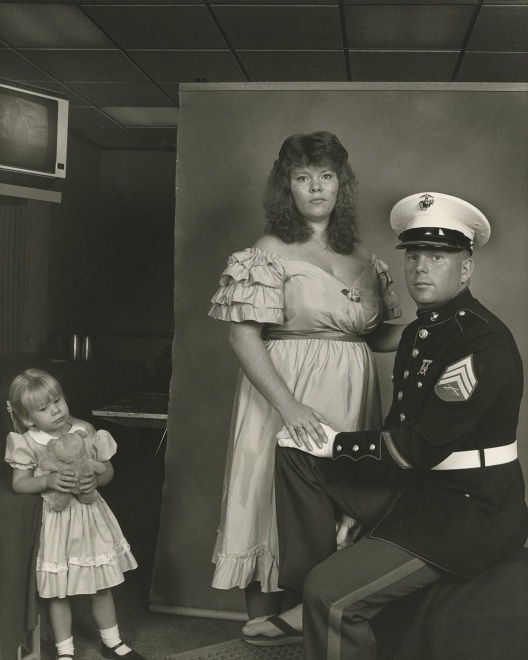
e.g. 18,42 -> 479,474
148,604 -> 248,621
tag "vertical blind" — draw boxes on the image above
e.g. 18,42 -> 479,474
0,198 -> 29,354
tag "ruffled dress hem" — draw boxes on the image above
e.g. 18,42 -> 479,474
212,534 -> 281,593
37,537 -> 138,598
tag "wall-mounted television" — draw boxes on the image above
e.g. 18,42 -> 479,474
0,78 -> 68,181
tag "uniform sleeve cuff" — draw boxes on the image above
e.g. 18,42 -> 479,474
333,431 -> 382,461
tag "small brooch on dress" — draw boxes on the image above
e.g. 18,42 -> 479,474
342,287 -> 360,302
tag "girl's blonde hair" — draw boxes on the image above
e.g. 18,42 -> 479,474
7,369 -> 64,432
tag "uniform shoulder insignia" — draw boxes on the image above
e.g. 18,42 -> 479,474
435,354 -> 477,402
455,308 -> 489,331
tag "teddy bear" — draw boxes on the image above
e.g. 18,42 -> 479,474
39,428 -> 106,512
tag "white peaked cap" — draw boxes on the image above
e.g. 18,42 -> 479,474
390,192 -> 490,252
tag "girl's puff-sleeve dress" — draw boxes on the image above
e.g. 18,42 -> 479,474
208,247 -> 401,592
4,418 -> 137,598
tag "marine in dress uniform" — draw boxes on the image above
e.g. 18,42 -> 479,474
272,192 -> 528,660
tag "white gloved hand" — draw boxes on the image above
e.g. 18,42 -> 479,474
336,513 -> 362,549
277,423 -> 337,458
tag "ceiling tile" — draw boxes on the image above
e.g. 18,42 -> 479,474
467,6 -> 528,51
456,52 -> 528,82
482,0 -> 528,5
344,4 -> 475,50
21,80 -> 91,107
157,83 -> 180,105
212,5 -> 342,50
0,48 -> 53,81
82,5 -> 225,49
348,51 -> 459,82
238,51 -> 347,82
90,141 -> 145,149
68,106 -> 120,129
19,50 -> 148,82
343,0 -> 478,4
209,0 -> 335,4
122,128 -> 178,150
129,50 -> 245,83
70,123 -> 139,145
2,0 -> 526,152
1,0 -> 71,3
0,4 -> 112,48
80,0 -> 200,4
66,82 -> 175,107
102,107 -> 179,127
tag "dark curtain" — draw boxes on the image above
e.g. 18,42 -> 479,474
0,197 -> 30,354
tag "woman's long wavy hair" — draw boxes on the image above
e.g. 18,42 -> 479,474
263,131 -> 360,254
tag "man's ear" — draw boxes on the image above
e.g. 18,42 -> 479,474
461,256 -> 474,284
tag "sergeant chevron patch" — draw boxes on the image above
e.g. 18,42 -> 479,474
435,355 -> 477,401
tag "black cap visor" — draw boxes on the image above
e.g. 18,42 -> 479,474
396,227 -> 473,253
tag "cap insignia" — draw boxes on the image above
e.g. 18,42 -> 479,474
418,193 -> 435,211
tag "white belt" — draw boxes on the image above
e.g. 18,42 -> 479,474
431,441 -> 518,470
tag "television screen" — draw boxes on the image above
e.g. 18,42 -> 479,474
0,79 -> 68,179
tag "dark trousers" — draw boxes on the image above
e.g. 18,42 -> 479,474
275,446 -> 445,660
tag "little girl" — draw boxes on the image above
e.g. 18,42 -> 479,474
4,369 -> 144,660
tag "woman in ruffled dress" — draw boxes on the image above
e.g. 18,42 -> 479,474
209,131 -> 404,625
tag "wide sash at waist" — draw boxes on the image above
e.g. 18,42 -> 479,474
263,331 -> 366,342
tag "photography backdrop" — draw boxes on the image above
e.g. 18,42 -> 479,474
151,83 -> 528,616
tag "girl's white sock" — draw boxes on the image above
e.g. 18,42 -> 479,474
99,625 -> 132,656
55,636 -> 74,657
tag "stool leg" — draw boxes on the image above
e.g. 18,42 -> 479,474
32,614 -> 41,660
150,428 -> 167,468
17,615 -> 40,660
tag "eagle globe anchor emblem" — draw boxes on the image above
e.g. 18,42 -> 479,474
419,193 -> 435,211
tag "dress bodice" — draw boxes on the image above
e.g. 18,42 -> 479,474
209,247 -> 401,337
5,418 -> 117,476
264,258 -> 397,340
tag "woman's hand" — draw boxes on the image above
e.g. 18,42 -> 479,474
278,401 -> 330,450
78,469 -> 99,495
228,322 -> 330,450
46,470 -> 77,493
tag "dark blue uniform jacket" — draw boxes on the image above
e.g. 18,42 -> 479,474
335,288 -> 528,577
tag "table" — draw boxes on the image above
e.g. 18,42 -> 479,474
92,393 -> 169,465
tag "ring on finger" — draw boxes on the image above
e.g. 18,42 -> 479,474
294,425 -> 303,434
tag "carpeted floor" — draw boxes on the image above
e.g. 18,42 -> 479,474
38,573 -> 246,660
167,638 -> 303,660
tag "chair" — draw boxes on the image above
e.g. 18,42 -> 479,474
0,477 -> 42,660
394,548 -> 528,660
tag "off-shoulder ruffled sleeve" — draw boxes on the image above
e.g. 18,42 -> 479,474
373,256 -> 402,321
208,247 -> 286,324
4,432 -> 37,470
93,430 -> 118,462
